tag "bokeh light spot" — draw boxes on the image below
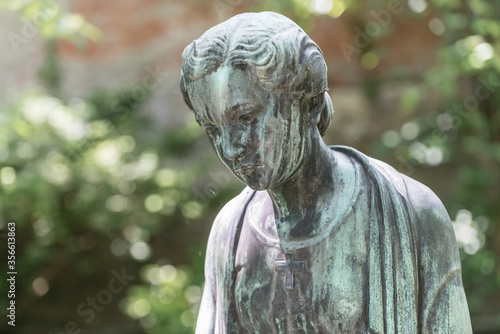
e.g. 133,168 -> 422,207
32,277 -> 50,296
1,167 -> 16,185
180,310 -> 196,327
328,0 -> 346,18
408,0 -> 427,13
474,42 -> 493,62
159,265 -> 177,283
106,194 -> 130,212
145,194 -> 163,212
130,241 -> 151,261
452,209 -> 486,255
110,238 -> 129,257
156,169 -> 177,187
425,146 -> 443,166
132,299 -> 151,318
361,52 -> 379,70
123,225 -> 143,243
400,122 -> 420,140
117,135 -> 136,153
428,17 -> 445,35
381,130 -> 401,148
185,285 -> 202,304
437,113 -> 454,131
180,201 -> 204,219
309,0 -> 333,15
33,218 -> 52,237
140,314 -> 157,329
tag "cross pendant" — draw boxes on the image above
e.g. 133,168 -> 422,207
275,252 -> 305,291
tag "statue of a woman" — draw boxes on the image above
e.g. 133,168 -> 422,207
180,11 -> 472,333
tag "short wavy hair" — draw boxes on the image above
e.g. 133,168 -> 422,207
180,11 -> 333,136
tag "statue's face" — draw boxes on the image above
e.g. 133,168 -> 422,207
188,66 -> 311,190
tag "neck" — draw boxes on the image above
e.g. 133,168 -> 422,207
267,133 -> 337,243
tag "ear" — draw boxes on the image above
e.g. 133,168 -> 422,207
307,92 -> 324,126
179,71 -> 195,111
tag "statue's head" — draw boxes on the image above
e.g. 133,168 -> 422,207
180,11 -> 334,190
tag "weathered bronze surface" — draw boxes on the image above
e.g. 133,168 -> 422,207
180,11 -> 472,333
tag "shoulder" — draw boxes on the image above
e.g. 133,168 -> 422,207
367,154 -> 460,266
403,176 -> 461,268
368,154 -> 457,252
338,147 -> 459,261
403,175 -> 453,234
341,147 -> 454,238
204,187 -> 255,282
206,187 -> 256,254
211,187 -> 255,230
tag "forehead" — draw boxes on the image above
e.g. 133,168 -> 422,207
188,66 -> 269,121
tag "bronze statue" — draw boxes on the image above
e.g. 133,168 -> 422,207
180,11 -> 472,333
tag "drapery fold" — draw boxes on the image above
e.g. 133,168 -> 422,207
198,146 -> 471,333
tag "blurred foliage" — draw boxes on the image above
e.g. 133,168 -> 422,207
122,263 -> 204,333
0,76 -> 239,333
0,0 -> 102,46
0,86 -> 227,332
376,0 -> 500,302
0,4 -> 238,332
405,0 -> 500,320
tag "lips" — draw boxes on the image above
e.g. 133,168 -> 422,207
235,163 -> 264,176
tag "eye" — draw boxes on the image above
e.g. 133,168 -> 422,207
237,110 -> 263,123
238,114 -> 252,123
309,94 -> 323,110
202,124 -> 220,138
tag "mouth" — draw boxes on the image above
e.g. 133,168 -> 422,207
235,163 -> 264,176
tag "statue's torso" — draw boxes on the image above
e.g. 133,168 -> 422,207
234,152 -> 371,333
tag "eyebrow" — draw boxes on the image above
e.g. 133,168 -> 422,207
224,103 -> 258,116
195,103 -> 260,124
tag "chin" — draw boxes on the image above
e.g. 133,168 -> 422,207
246,183 -> 269,191
229,166 -> 272,191
237,174 -> 272,191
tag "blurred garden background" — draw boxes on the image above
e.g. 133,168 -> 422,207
0,0 -> 499,333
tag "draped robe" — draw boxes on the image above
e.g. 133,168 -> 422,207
195,146 -> 472,333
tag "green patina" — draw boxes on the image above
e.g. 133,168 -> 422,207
180,11 -> 472,334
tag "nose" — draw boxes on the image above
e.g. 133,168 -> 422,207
221,130 -> 246,161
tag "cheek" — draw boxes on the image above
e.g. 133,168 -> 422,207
209,136 -> 228,165
257,116 -> 281,155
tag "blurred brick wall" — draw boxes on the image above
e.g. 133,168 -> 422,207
1,0 -> 441,145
